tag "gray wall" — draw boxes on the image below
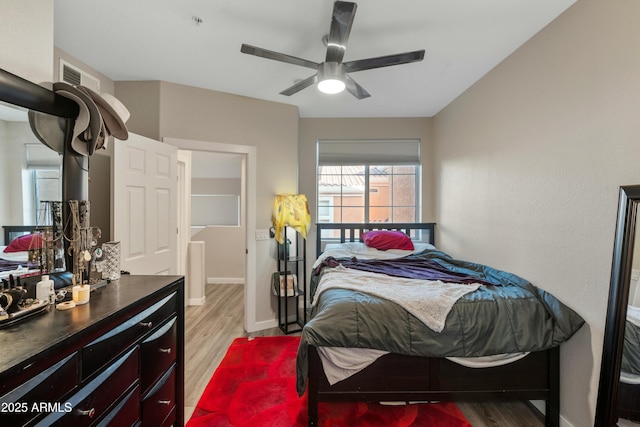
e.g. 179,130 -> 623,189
432,0 -> 640,424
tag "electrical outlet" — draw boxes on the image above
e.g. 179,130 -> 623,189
255,229 -> 270,241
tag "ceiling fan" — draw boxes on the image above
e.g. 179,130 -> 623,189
240,1 -> 425,99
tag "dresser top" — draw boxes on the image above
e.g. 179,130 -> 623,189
0,275 -> 184,374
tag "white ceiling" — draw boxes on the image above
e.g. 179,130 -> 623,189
54,0 -> 575,118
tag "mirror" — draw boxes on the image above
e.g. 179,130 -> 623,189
618,230 -> 640,424
596,185 -> 640,426
0,100 -> 64,278
0,68 -> 80,280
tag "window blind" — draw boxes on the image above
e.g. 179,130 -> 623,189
317,139 -> 420,166
25,143 -> 62,169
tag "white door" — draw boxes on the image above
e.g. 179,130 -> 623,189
113,133 -> 178,275
176,150 -> 192,276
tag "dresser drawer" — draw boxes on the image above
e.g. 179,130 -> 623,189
36,347 -> 139,427
0,353 -> 78,426
95,384 -> 140,427
142,365 -> 175,426
159,406 -> 176,427
82,292 -> 176,379
141,317 -> 177,396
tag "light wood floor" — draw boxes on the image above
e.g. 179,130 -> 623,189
184,283 -> 545,426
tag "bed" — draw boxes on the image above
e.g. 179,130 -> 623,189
297,222 -> 585,427
0,226 -> 42,277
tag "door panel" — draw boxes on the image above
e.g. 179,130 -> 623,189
113,133 -> 177,275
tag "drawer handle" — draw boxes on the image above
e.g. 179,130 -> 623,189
140,321 -> 153,329
158,399 -> 171,406
159,347 -> 172,354
76,407 -> 96,418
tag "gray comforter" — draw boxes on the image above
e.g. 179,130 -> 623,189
623,319 -> 640,376
296,248 -> 585,395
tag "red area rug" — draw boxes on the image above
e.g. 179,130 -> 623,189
187,336 -> 471,427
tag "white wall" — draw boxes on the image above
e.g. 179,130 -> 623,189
0,0 -> 53,236
0,0 -> 53,84
433,0 -> 640,425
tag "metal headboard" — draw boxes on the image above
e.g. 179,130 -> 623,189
315,222 -> 436,257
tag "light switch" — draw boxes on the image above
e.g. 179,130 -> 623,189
255,229 -> 270,241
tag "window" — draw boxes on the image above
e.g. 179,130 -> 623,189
33,169 -> 61,224
317,140 -> 420,225
25,143 -> 62,225
318,165 -> 418,223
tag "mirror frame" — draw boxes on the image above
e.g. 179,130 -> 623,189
0,68 -> 84,276
0,68 -> 77,118
595,185 -> 640,426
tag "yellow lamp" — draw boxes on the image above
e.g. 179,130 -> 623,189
271,194 -> 311,244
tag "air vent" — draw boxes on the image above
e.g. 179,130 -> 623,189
59,60 -> 101,92
62,65 -> 81,86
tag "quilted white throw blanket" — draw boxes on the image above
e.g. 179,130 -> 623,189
313,265 -> 481,333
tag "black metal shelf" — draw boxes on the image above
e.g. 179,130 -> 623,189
274,226 -> 307,334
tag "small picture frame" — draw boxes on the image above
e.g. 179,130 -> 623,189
272,271 -> 297,297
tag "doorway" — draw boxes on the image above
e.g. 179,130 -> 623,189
165,137 -> 258,332
191,151 -> 245,283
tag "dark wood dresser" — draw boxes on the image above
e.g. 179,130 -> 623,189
0,275 -> 185,427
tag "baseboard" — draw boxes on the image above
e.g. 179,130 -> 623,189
249,315 -> 302,333
207,277 -> 245,285
188,296 -> 206,306
251,318 -> 279,332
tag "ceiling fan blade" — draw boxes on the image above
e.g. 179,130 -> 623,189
344,74 -> 370,99
279,74 -> 318,96
344,50 -> 425,73
241,44 -> 318,70
325,1 -> 357,64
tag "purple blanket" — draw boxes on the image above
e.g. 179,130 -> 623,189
0,259 -> 25,272
314,256 -> 497,286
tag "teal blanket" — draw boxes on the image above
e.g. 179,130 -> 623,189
297,248 -> 585,395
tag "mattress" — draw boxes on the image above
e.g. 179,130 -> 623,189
0,246 -> 30,276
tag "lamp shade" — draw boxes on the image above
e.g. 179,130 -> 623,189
272,194 -> 311,244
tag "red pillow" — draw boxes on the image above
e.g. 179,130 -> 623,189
361,230 -> 414,251
4,234 -> 43,253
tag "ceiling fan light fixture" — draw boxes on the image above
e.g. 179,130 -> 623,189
317,62 -> 346,94
318,78 -> 345,94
